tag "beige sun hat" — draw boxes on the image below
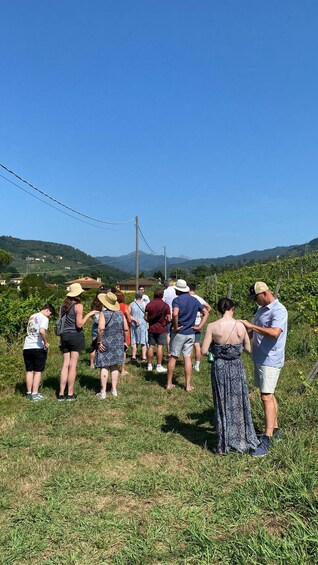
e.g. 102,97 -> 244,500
174,279 -> 190,292
67,283 -> 84,297
98,292 -> 120,311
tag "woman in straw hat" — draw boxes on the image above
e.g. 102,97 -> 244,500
58,283 -> 97,401
95,292 -> 129,398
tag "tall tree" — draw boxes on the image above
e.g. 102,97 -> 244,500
0,249 -> 13,270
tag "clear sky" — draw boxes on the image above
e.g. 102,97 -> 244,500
1,1 -> 318,260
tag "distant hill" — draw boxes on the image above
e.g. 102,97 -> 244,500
96,250 -> 189,275
172,239 -> 318,270
0,236 -> 130,282
97,239 -> 318,275
2,235 -> 318,282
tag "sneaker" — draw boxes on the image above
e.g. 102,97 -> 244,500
273,428 -> 282,441
110,389 -> 118,397
193,364 -> 200,373
57,394 -> 65,401
147,364 -> 153,371
252,436 -> 270,457
96,391 -> 106,399
26,392 -> 32,400
156,365 -> 167,373
66,394 -> 77,401
31,393 -> 46,401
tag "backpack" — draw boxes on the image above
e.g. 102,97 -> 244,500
54,304 -> 74,336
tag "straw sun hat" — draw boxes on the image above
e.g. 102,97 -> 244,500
67,283 -> 84,297
98,292 -> 119,311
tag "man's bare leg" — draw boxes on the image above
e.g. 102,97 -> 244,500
184,355 -> 193,392
157,344 -> 163,366
261,393 -> 276,437
273,395 -> 278,428
147,345 -> 154,365
166,356 -> 177,389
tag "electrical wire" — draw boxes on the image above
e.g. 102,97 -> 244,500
138,225 -> 163,255
0,173 -> 117,231
0,162 -> 135,225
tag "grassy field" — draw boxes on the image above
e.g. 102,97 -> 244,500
0,331 -> 318,564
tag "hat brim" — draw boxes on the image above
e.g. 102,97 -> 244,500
174,285 -> 190,292
67,290 -> 84,297
98,294 -> 119,311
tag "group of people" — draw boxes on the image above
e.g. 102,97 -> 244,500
22,278 -> 287,458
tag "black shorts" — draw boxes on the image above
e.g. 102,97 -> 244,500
148,332 -> 167,346
60,332 -> 85,353
89,337 -> 97,353
23,349 -> 47,372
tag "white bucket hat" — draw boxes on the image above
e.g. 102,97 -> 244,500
174,279 -> 190,293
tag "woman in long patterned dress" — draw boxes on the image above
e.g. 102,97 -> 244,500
95,292 -> 129,398
202,298 -> 259,454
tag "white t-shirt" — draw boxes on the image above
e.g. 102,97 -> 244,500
23,312 -> 49,349
193,294 -> 206,327
142,294 -> 150,305
163,286 -> 177,314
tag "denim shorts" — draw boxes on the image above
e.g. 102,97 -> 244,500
170,333 -> 195,357
194,330 -> 202,344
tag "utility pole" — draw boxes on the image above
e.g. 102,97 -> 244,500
164,246 -> 167,280
135,215 -> 139,291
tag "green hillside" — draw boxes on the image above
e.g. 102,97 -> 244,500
0,236 -> 129,283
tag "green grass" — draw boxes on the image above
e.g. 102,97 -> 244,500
0,334 -> 318,564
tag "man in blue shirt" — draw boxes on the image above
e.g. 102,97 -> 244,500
240,281 -> 288,457
166,279 -> 209,392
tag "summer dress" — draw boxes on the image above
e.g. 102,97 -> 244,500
94,310 -> 125,367
210,343 -> 259,454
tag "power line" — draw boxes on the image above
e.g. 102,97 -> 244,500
0,162 -> 135,225
138,225 -> 163,255
0,173 -> 116,231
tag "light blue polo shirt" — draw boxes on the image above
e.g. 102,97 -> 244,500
252,299 -> 288,368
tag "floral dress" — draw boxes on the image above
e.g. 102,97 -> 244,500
94,310 -> 124,367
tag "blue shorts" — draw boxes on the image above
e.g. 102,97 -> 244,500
194,330 -> 202,344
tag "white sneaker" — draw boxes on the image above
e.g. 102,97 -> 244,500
193,363 -> 200,372
147,364 -> 153,371
156,365 -> 167,373
96,391 -> 106,399
110,389 -> 118,397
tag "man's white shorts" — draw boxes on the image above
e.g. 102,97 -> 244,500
254,364 -> 281,394
170,333 -> 195,357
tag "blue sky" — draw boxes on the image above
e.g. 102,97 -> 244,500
1,1 -> 317,260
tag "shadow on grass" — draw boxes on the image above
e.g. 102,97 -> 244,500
77,371 -> 99,391
143,369 -> 184,390
143,359 -> 186,389
161,408 -> 217,451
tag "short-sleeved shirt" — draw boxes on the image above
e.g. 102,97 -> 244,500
192,293 -> 207,326
145,298 -> 170,334
252,299 -> 288,368
172,293 -> 205,335
23,312 -> 48,349
163,286 -> 177,315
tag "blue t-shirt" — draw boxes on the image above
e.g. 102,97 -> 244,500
172,293 -> 204,335
252,299 -> 288,368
